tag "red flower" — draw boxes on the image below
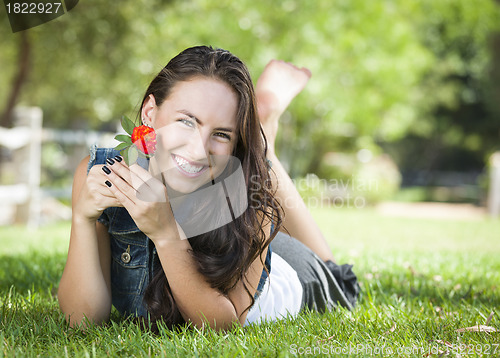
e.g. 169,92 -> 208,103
114,116 -> 157,163
131,125 -> 156,155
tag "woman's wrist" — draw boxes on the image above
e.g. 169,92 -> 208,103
72,211 -> 99,226
148,221 -> 185,247
153,235 -> 188,252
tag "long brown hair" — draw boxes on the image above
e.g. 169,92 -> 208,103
141,46 -> 282,330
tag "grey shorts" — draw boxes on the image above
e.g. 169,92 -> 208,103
271,231 -> 354,312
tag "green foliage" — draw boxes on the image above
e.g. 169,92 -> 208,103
124,145 -> 139,166
120,115 -> 135,136
1,0 -> 499,176
381,0 -> 500,173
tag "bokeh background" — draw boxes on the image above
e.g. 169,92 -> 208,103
1,0 -> 500,226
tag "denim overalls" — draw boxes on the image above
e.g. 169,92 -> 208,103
87,146 -> 271,318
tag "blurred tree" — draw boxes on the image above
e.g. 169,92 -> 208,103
0,31 -> 30,128
488,33 -> 500,125
1,0 -> 182,129
0,0 -> 498,179
380,0 -> 500,175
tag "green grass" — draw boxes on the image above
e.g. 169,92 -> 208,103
1,208 -> 499,357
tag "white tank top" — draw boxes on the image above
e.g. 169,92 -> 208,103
245,252 -> 303,325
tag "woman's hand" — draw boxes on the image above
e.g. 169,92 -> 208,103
73,161 -> 123,222
101,157 -> 180,243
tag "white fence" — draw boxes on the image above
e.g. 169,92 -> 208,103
0,106 -> 116,228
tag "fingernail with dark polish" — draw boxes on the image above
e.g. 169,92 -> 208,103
105,180 -> 112,187
114,155 -> 123,162
106,158 -> 115,165
102,166 -> 111,175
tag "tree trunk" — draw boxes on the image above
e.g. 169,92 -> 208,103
1,31 -> 31,128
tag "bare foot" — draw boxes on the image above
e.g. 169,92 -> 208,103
256,60 -> 312,148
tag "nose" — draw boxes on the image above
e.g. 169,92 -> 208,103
186,126 -> 210,162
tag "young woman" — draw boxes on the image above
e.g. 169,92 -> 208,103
58,46 -> 359,331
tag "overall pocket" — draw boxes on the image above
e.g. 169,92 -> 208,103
105,207 -> 151,316
109,233 -> 150,316
110,234 -> 147,295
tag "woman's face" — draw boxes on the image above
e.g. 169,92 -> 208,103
143,77 -> 239,194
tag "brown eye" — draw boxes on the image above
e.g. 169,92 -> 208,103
214,132 -> 231,141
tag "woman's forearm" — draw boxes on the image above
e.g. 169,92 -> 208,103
57,216 -> 111,327
154,238 -> 241,330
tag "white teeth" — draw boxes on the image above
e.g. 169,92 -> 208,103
174,155 -> 204,174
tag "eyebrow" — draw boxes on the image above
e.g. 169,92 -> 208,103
177,109 -> 235,133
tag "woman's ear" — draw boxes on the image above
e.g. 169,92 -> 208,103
141,94 -> 157,127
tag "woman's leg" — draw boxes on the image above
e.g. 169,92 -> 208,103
256,60 -> 335,262
271,231 -> 353,311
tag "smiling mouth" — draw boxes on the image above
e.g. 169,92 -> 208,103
172,154 -> 209,177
